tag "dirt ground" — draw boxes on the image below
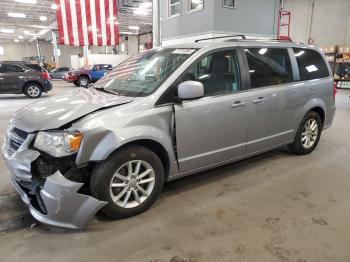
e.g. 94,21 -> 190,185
1,81 -> 350,262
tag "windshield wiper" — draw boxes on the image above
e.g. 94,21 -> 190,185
94,87 -> 121,96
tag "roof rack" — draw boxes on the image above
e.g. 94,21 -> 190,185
269,38 -> 293,42
195,34 -> 246,43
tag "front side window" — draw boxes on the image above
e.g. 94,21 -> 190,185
96,48 -> 197,97
293,48 -> 330,81
169,0 -> 181,17
179,49 -> 241,96
223,0 -> 236,8
245,48 -> 293,89
188,0 -> 203,12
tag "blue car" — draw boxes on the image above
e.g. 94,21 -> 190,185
65,64 -> 113,87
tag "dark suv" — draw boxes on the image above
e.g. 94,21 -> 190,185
0,61 -> 52,98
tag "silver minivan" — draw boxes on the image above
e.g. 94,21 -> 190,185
2,39 -> 336,229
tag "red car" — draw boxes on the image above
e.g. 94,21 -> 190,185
64,64 -> 113,87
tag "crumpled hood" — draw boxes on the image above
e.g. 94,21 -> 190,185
11,88 -> 133,132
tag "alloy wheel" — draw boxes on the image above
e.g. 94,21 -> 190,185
27,86 -> 40,97
80,78 -> 88,86
109,160 -> 155,209
301,119 -> 319,149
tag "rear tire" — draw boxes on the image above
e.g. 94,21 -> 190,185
90,145 -> 164,219
288,111 -> 322,155
24,83 -> 42,98
73,81 -> 79,86
78,76 -> 90,87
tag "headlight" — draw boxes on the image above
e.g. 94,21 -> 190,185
34,131 -> 83,157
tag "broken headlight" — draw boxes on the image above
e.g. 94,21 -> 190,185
34,131 -> 83,157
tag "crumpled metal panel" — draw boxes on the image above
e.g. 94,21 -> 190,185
38,171 -> 106,229
11,171 -> 106,230
3,134 -> 107,230
3,134 -> 39,182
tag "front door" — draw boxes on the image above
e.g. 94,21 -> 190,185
90,65 -> 106,81
243,47 -> 306,154
174,49 -> 250,173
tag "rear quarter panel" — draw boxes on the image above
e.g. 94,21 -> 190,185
292,77 -> 335,131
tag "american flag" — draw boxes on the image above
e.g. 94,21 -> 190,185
55,0 -> 119,46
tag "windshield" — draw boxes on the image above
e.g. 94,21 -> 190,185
95,48 -> 197,97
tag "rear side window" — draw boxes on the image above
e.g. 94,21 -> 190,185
0,64 -> 23,73
245,48 -> 293,89
293,48 -> 329,81
25,64 -> 45,72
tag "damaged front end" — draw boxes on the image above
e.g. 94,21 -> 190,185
2,127 -> 106,230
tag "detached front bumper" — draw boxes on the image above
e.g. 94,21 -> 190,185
2,135 -> 106,230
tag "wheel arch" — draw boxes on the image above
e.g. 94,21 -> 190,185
79,74 -> 91,80
116,139 -> 171,181
76,128 -> 176,182
309,106 -> 325,125
294,98 -> 327,131
22,80 -> 43,92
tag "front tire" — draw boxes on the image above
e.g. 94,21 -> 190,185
24,83 -> 42,98
90,146 -> 164,219
288,111 -> 322,155
73,80 -> 79,86
78,76 -> 90,87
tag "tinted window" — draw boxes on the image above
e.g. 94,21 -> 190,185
179,49 -> 241,96
245,48 -> 293,88
25,64 -> 45,72
94,65 -> 103,71
293,48 -> 329,81
0,64 -> 23,73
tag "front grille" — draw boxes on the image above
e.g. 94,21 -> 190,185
12,127 -> 28,140
9,139 -> 22,150
6,127 -> 29,155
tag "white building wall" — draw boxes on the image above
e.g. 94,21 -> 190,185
284,0 -> 350,46
0,36 -> 142,67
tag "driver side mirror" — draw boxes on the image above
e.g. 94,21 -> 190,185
177,81 -> 204,100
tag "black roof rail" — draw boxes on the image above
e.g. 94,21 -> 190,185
195,34 -> 246,43
224,37 -> 294,43
269,38 -> 293,42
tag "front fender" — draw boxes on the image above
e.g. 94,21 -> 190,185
76,125 -> 178,176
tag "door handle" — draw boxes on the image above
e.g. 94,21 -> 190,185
231,101 -> 246,108
252,97 -> 267,104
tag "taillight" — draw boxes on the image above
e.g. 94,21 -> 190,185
41,72 -> 51,80
333,81 -> 337,98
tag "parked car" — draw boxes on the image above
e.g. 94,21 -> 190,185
2,39 -> 336,229
0,61 -> 52,98
64,64 -> 113,87
50,67 -> 72,79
